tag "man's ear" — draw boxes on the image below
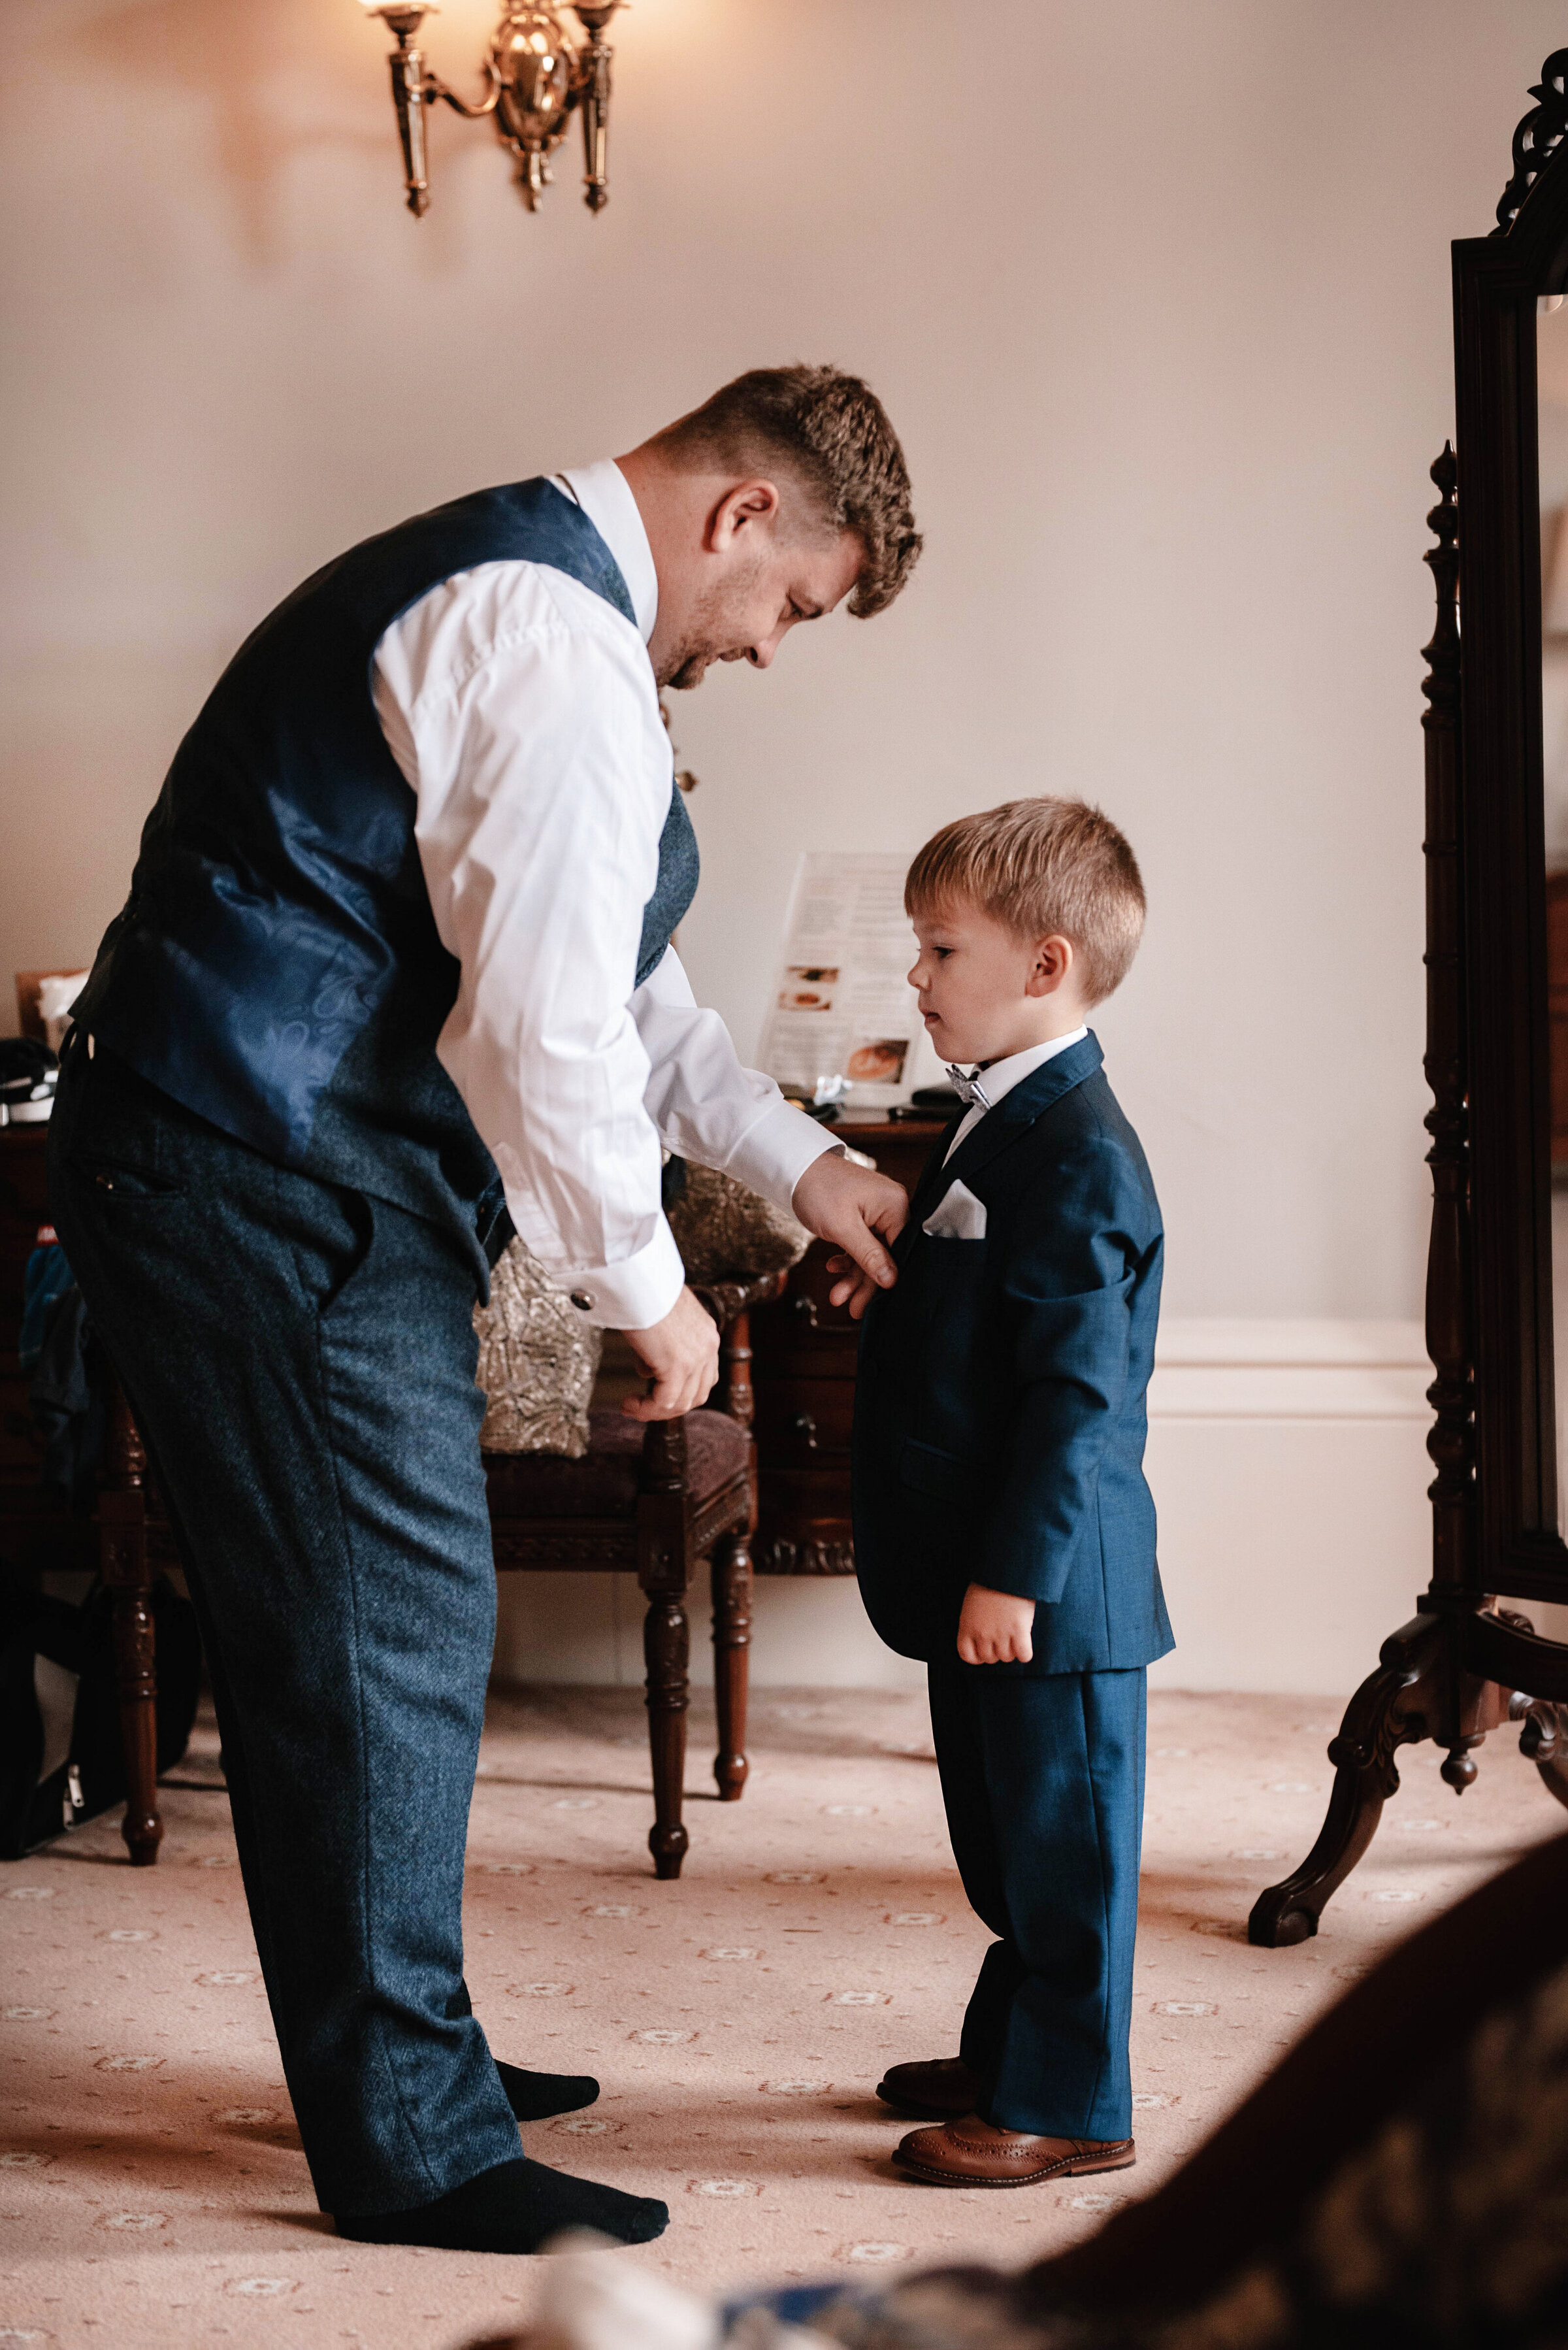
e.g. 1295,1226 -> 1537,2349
1026,935 -> 1074,999
706,478 -> 781,553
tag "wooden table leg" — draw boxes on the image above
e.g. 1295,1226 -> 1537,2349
711,1531 -> 752,1801
97,1378 -> 163,1868
639,1419 -> 691,1881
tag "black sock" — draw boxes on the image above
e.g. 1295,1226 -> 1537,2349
335,2155 -> 667,2253
495,2060 -> 600,2123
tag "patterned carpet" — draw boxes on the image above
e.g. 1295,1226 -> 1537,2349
2,1682 -> 1563,2349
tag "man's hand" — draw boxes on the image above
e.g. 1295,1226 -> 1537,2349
621,1287 -> 720,1421
793,1151 -> 908,1319
957,1583 -> 1036,1666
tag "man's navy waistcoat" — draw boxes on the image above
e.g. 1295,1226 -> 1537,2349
74,478 -> 698,1265
852,1033 -> 1174,1678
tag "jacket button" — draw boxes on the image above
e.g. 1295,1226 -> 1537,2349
570,1290 -> 595,1312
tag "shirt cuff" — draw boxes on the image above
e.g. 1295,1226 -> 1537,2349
724,1097 -> 845,1219
556,1216 -> 686,1331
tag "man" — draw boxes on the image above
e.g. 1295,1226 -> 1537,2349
48,366 -> 921,2253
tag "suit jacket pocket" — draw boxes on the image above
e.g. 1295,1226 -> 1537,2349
922,1180 -> 988,1241
897,1434 -> 975,1503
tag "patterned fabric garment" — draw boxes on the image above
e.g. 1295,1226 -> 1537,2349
472,1238 -> 603,1456
517,1947 -> 1568,2350
662,1159 -> 813,1285
471,1168 -> 811,1455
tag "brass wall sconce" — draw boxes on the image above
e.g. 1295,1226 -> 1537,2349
359,4 -> 626,218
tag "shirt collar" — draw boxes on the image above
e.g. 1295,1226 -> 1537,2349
943,1027 -> 1088,1160
555,461 -> 659,644
962,1027 -> 1089,1113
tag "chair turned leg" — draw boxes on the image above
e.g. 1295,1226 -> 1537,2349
638,1417 -> 693,1879
643,1590 -> 690,1880
98,1379 -> 162,1867
711,1532 -> 752,1801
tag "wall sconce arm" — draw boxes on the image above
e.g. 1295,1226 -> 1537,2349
432,69 -> 502,122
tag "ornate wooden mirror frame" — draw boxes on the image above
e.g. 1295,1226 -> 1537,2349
1250,54 -> 1568,1947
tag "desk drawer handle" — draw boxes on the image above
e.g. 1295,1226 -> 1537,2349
789,1412 -> 819,1451
792,1295 -> 819,1327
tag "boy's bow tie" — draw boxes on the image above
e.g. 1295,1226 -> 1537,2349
945,1066 -> 992,1110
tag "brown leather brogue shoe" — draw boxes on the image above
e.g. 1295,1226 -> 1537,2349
892,2115 -> 1136,2187
875,2057 -> 983,2119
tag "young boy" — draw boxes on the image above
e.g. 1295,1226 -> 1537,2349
839,795 -> 1172,2189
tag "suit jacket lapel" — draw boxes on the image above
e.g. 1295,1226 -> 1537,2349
925,1032 -> 1105,1210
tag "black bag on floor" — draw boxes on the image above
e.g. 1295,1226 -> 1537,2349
0,1576 -> 203,1858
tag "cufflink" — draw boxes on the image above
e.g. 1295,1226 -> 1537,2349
570,1290 -> 595,1312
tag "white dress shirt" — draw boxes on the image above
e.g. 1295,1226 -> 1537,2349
372,458 -> 836,1328
943,1027 -> 1090,1161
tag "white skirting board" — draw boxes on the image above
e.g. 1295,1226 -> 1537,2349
1143,1318 -> 1432,1697
489,1319 -> 1509,1698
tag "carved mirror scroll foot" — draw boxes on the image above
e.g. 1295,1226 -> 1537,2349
1511,1693 -> 1568,1811
1247,1619 -> 1441,1947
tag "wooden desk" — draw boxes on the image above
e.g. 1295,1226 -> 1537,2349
0,1121 -> 93,1581
2,1119 -> 171,1865
749,1115 -> 947,1576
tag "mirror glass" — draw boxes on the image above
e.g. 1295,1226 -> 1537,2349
1540,293 -> 1568,1538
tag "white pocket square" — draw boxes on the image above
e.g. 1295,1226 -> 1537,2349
923,1179 -> 987,1241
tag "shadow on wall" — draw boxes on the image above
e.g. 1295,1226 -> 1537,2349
42,0 -> 403,267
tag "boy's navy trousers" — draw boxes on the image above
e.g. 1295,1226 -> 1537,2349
48,1045 -> 523,2217
926,1655 -> 1146,2142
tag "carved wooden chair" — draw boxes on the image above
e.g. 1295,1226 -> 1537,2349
483,1271 -> 783,1879
90,1273 -> 782,1878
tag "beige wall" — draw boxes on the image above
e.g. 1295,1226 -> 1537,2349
7,2 -> 1562,1321
7,5 -> 1567,1689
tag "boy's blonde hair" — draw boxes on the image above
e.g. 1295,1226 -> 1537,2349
905,797 -> 1145,1006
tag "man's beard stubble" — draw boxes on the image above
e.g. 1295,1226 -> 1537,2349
659,647 -> 713,692
653,559 -> 766,691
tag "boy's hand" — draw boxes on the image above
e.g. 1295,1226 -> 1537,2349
957,1583 -> 1036,1665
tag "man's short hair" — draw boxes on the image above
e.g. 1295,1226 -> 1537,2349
652,365 -> 921,618
905,797 -> 1147,1006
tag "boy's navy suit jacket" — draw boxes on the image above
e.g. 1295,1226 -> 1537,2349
852,1031 -> 1174,1678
